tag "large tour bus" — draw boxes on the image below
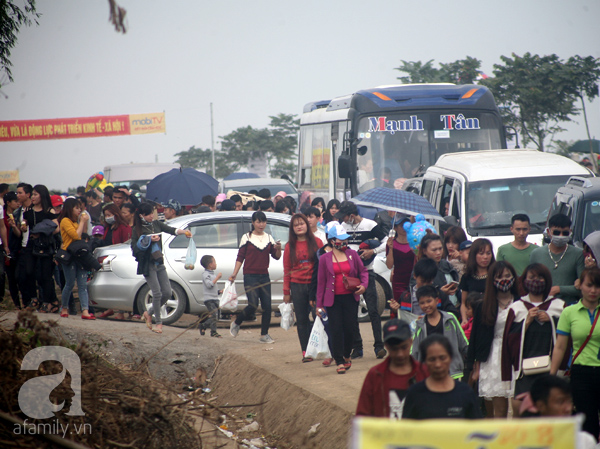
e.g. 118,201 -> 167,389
297,83 -> 509,200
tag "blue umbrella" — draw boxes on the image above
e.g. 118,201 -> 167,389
352,187 -> 442,221
224,172 -> 260,181
145,168 -> 218,206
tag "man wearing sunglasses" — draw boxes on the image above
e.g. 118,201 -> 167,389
530,214 -> 585,305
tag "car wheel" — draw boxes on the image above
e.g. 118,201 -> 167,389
136,281 -> 187,326
357,278 -> 387,322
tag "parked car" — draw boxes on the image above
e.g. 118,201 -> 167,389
220,178 -> 299,202
546,176 -> 600,247
88,211 -> 388,325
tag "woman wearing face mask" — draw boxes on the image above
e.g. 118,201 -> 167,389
467,261 -> 519,418
131,203 -> 191,333
316,223 -> 368,374
101,203 -> 132,247
501,263 -> 565,416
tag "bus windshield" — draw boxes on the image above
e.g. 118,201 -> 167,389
355,111 -> 503,193
466,176 -> 572,236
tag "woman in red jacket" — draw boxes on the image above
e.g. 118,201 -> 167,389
102,203 -> 132,246
283,213 -> 323,362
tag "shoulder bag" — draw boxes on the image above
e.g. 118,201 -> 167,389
332,251 -> 361,292
519,309 -> 556,377
565,307 -> 600,376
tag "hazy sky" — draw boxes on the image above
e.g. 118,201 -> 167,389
2,0 -> 599,190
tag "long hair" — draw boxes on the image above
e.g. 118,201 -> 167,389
102,203 -> 126,229
416,232 -> 442,261
288,213 -> 318,266
443,226 -> 467,258
311,197 -> 326,210
33,184 -> 53,213
520,263 -> 552,300
134,203 -> 154,237
59,197 -> 80,223
482,261 -> 519,326
465,238 -> 495,276
323,199 -> 341,223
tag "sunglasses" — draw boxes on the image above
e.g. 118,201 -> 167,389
551,230 -> 571,236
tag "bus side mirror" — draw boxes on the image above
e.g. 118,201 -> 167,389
338,154 -> 352,178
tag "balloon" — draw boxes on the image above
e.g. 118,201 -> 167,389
85,171 -> 112,192
403,214 -> 437,254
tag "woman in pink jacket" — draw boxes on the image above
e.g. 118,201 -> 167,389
317,223 -> 368,374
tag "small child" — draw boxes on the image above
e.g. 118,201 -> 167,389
200,255 -> 222,337
411,285 -> 468,379
90,225 -> 105,252
459,240 -> 472,264
462,291 -> 483,340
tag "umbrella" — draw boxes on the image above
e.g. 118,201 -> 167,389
224,172 -> 260,181
352,187 -> 443,221
145,168 -> 218,206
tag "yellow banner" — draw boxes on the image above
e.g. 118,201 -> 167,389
0,170 -> 19,184
129,112 -> 166,135
352,417 -> 579,449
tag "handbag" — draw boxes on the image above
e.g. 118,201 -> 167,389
332,252 -> 361,292
55,248 -> 72,264
518,306 -> 556,377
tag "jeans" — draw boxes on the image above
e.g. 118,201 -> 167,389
327,294 -> 358,365
291,282 -> 313,352
353,271 -> 384,352
201,300 -> 219,334
61,261 -> 89,311
144,263 -> 172,325
571,365 -> 600,441
235,274 -> 271,336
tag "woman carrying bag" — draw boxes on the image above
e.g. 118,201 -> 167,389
131,203 -> 191,334
551,267 -> 600,442
316,223 -> 368,374
58,197 -> 94,319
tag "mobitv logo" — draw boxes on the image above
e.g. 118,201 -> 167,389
132,116 -> 164,126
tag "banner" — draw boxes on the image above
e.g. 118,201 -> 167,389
352,417 -> 580,449
0,113 -> 165,142
0,170 -> 19,184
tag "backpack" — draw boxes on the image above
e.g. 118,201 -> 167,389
32,232 -> 56,258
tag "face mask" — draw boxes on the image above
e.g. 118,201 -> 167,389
105,216 -> 115,224
524,278 -> 546,296
333,241 -> 348,251
551,235 -> 570,248
140,216 -> 151,225
493,277 -> 514,292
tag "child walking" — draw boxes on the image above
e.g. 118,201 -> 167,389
200,255 -> 222,338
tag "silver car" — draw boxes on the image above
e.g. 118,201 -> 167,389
88,211 -> 292,325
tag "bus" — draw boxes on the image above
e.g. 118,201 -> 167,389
297,83 -> 509,200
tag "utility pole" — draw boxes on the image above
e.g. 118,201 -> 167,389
210,103 -> 215,178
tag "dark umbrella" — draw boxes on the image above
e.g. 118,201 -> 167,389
145,168 -> 218,206
224,172 -> 260,181
352,187 -> 442,221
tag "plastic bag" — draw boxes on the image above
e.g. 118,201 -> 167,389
184,237 -> 196,270
304,316 -> 331,360
219,281 -> 238,312
399,310 -> 420,338
278,303 -> 295,331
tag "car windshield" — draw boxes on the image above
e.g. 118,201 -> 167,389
466,175 -> 572,236
582,200 -> 600,240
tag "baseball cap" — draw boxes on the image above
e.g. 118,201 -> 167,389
459,240 -> 473,251
327,223 -> 350,240
220,199 -> 235,211
91,225 -> 105,236
274,191 -> 287,199
392,213 -> 411,226
215,193 -> 227,203
383,319 -> 412,343
50,195 -> 64,208
334,202 -> 358,221
162,199 -> 182,213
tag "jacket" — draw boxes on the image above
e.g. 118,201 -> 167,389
465,301 -> 495,370
131,220 -> 177,276
355,356 -> 428,417
316,248 -> 368,309
411,310 -> 469,378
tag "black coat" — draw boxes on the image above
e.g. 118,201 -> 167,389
465,301 -> 495,370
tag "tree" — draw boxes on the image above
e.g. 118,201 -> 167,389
174,146 -> 230,179
481,53 -> 583,152
395,57 -> 482,84
0,0 -> 39,84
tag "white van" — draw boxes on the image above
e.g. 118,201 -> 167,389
104,162 -> 181,189
415,149 -> 593,251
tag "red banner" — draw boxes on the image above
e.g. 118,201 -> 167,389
0,113 -> 165,142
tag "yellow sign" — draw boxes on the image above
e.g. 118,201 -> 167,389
129,112 -> 166,135
0,170 -> 19,184
351,417 -> 579,449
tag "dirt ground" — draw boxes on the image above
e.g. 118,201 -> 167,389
0,309 -> 387,448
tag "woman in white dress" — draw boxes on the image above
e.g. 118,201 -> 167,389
466,261 -> 518,417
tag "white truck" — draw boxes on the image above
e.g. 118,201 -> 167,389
103,162 -> 181,189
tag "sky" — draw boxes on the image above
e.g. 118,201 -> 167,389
1,0 -> 599,191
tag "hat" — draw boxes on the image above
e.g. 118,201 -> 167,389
162,199 -> 181,213
50,195 -> 64,208
220,199 -> 235,211
327,223 -> 350,240
459,240 -> 473,251
91,225 -> 105,236
274,191 -> 287,199
215,193 -> 227,203
392,213 -> 410,226
383,319 -> 412,343
334,202 -> 358,221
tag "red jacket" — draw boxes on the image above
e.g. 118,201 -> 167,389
356,356 -> 428,418
104,224 -> 132,245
